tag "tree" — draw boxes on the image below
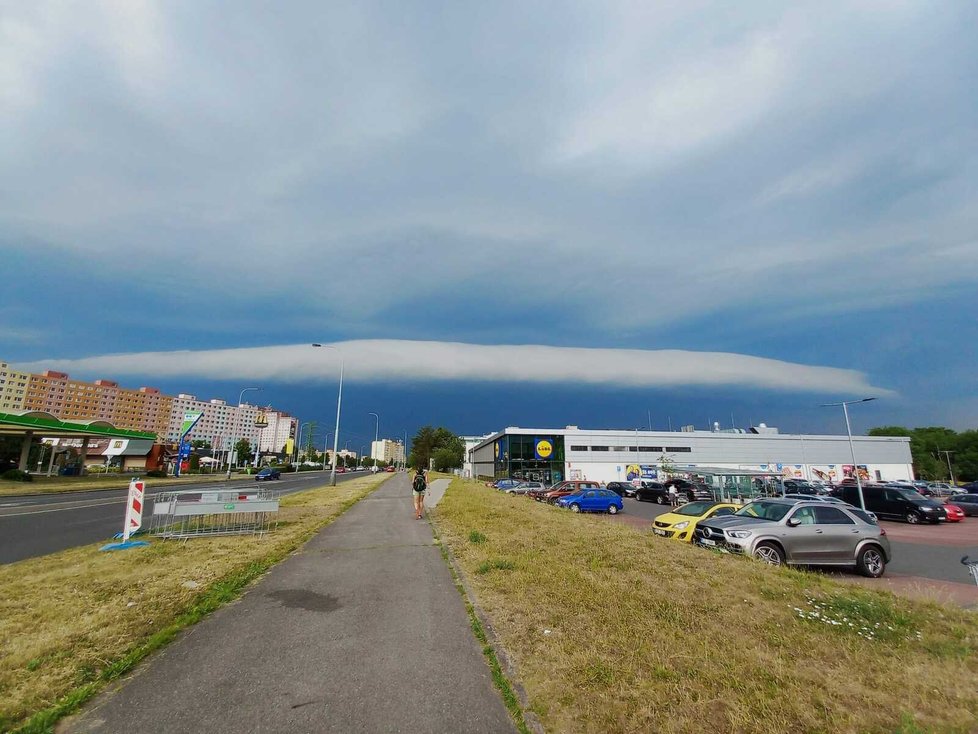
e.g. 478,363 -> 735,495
657,453 -> 677,478
410,426 -> 464,471
190,440 -> 211,449
343,454 -> 357,468
234,438 -> 254,465
868,425 -> 978,482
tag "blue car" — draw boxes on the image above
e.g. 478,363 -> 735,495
255,467 -> 281,481
493,479 -> 521,490
557,489 -> 623,514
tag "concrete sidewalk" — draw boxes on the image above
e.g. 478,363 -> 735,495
61,474 -> 515,734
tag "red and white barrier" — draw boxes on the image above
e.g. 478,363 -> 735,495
122,478 -> 145,542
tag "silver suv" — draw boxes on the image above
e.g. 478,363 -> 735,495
693,498 -> 890,577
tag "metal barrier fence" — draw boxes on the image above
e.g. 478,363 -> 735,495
150,487 -> 280,539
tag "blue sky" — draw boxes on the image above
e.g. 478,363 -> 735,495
2,1 -> 976,442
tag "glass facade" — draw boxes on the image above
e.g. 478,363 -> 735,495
494,434 -> 564,484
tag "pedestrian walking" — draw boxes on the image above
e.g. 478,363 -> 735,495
412,468 -> 428,519
668,484 -> 678,506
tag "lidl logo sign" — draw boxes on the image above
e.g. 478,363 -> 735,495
494,442 -> 500,459
535,439 -> 554,460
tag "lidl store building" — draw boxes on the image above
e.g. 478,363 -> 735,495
469,426 -> 913,488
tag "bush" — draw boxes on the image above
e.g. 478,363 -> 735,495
145,470 -> 168,478
1,469 -> 33,482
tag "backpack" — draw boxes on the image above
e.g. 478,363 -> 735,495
413,474 -> 427,492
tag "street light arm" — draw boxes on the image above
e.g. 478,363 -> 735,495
312,343 -> 344,486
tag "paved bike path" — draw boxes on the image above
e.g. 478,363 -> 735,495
61,474 -> 515,733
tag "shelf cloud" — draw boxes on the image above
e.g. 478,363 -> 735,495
22,340 -> 890,395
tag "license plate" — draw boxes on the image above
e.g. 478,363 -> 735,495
700,538 -> 716,546
653,528 -> 667,536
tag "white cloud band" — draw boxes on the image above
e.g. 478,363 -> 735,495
21,340 -> 889,395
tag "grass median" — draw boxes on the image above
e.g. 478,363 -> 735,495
0,472 -> 388,733
435,478 -> 978,734
0,472 -> 251,497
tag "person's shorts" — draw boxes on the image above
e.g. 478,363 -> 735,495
413,490 -> 426,497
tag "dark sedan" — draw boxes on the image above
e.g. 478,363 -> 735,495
255,467 -> 281,481
951,494 -> 978,516
605,481 -> 636,497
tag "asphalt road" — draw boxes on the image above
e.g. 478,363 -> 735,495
0,470 -> 365,565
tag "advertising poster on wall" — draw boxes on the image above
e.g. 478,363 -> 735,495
625,464 -> 658,481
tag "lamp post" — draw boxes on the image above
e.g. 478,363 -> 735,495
368,411 -> 379,463
295,421 -> 313,472
360,444 -> 367,468
254,410 -> 268,468
321,432 -> 331,471
312,343 -> 344,486
227,386 -> 261,478
820,397 -> 877,511
938,449 -> 955,485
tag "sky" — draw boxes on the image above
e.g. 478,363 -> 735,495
2,0 -> 977,446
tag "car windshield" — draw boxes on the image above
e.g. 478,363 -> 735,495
896,489 -> 926,501
735,501 -> 791,521
674,502 -> 714,516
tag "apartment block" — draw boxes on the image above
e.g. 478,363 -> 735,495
21,370 -> 172,436
371,438 -> 405,465
0,361 -> 30,412
2,359 -> 295,447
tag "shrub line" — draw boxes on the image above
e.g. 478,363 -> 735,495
429,502 -> 538,734
8,478 -> 387,734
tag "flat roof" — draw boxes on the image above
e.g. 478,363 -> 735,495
0,411 -> 157,441
472,426 -> 910,453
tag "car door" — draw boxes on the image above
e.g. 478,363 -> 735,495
956,494 -> 978,516
580,490 -> 598,511
783,506 -> 820,562
811,506 -> 861,563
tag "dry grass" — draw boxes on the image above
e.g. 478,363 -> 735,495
0,473 -> 387,731
435,478 -> 978,734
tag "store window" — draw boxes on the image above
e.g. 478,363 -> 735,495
666,446 -> 692,453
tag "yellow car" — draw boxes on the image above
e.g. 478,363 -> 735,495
651,501 -> 740,542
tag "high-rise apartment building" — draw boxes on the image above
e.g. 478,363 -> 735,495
371,439 -> 405,465
164,394 -> 296,453
1,359 -> 296,449
20,370 -> 172,436
0,361 -> 30,412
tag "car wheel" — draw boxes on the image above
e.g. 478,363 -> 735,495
906,511 -> 920,524
857,545 -> 886,578
753,542 -> 785,566
608,504 -> 619,515
570,503 -> 581,513
656,495 -> 666,505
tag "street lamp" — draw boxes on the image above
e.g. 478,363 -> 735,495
938,449 -> 955,485
227,386 -> 261,478
295,421 -> 313,472
312,343 -> 344,486
368,412 -> 380,462
360,444 -> 367,468
321,432 -> 331,471
820,397 -> 877,511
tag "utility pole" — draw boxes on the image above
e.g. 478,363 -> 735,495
938,449 -> 956,485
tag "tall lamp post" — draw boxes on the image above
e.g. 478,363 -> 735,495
312,343 -> 344,486
938,449 -> 955,485
820,397 -> 877,511
295,421 -> 313,472
368,412 -> 380,464
360,445 -> 367,468
227,386 -> 261,478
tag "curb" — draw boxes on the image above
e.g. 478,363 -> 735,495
428,510 -> 544,734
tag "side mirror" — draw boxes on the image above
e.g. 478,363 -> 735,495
786,517 -> 801,527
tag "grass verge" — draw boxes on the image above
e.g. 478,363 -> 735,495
0,473 -> 389,733
435,478 -> 978,734
432,527 -> 532,734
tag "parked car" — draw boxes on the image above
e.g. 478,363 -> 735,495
556,488 -> 623,514
944,504 -> 965,522
651,501 -> 739,542
385,466 -> 396,472
783,493 -> 878,523
781,479 -> 819,495
605,481 -> 635,497
959,481 -> 978,492
927,482 -> 959,497
950,494 -> 978,516
634,481 -> 669,503
255,467 -> 281,481
833,484 -> 947,524
693,499 -> 890,577
492,478 -> 521,490
543,481 -> 603,504
505,481 -> 544,495
666,478 -> 715,502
